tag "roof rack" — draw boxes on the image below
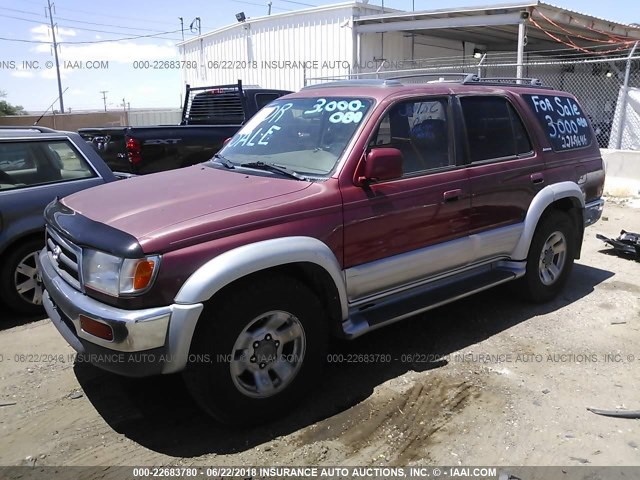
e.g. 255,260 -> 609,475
388,72 -> 478,82
302,75 -> 553,90
0,126 -> 56,133
464,76 -> 552,89
302,79 -> 402,89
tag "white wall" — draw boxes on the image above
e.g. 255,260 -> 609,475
357,32 -> 480,76
128,110 -> 182,126
180,5 -> 363,91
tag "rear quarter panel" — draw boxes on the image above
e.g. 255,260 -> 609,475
514,92 -> 605,203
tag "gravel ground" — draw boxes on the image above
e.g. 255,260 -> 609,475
0,202 -> 638,468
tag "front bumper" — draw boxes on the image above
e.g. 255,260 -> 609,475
584,199 -> 605,227
38,248 -> 203,377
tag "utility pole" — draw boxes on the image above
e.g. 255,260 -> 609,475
268,2 -> 272,15
46,0 -> 64,113
179,17 -> 184,41
100,91 -> 108,112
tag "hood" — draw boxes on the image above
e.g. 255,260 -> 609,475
62,165 -> 311,240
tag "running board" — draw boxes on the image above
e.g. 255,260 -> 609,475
342,268 -> 517,339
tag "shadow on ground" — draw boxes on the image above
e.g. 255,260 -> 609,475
0,310 -> 47,331
74,262 -> 613,457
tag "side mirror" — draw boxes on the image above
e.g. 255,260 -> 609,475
358,147 -> 403,184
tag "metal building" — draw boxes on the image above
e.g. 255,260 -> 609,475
179,1 -> 640,148
178,1 -> 640,90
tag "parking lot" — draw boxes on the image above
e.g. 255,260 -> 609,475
0,202 -> 638,468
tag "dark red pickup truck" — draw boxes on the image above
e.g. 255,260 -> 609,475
39,75 -> 605,423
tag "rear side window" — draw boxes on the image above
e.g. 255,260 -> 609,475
522,94 -> 592,151
460,96 -> 532,163
0,140 -> 95,191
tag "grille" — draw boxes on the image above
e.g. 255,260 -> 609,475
46,228 -> 82,291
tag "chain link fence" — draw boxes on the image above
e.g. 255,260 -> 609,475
306,52 -> 640,150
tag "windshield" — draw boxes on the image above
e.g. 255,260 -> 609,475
217,97 -> 373,176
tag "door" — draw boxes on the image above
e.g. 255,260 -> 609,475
0,139 -> 105,248
459,95 -> 544,240
341,96 -> 471,302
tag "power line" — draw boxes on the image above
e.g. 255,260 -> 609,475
0,7 -> 173,33
61,29 -> 184,44
229,0 -> 292,12
0,28 -> 184,45
0,36 -> 49,43
0,13 -> 183,41
46,3 -> 179,26
0,14 -> 180,43
277,0 -> 317,7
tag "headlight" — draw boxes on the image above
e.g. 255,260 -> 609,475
82,249 -> 160,297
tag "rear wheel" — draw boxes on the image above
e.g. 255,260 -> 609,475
183,274 -> 327,424
0,239 -> 45,315
517,211 -> 576,303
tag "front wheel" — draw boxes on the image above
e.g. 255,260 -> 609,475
183,274 -> 327,424
0,239 -> 45,315
516,211 -> 577,303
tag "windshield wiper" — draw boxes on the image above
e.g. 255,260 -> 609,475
239,161 -> 308,181
212,153 -> 235,169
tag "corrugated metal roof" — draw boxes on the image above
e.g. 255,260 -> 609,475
355,1 -> 640,31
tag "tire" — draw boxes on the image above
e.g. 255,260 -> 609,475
0,239 -> 45,315
182,274 -> 328,424
517,211 -> 576,303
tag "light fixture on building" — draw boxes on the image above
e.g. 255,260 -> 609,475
236,12 -> 246,22
473,48 -> 485,59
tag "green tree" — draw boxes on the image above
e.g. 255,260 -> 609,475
0,91 -> 26,116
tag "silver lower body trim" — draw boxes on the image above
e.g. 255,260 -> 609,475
38,248 -> 203,374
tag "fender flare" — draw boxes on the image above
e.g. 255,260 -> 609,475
174,236 -> 349,319
510,181 -> 584,260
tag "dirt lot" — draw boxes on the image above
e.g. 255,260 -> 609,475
0,202 -> 639,468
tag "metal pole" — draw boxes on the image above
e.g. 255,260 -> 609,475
477,52 -> 487,78
516,20 -> 525,81
100,90 -> 108,112
615,41 -> 639,149
47,0 -> 64,113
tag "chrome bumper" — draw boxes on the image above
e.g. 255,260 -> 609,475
38,248 -> 203,376
584,199 -> 605,227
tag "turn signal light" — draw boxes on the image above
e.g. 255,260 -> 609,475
79,315 -> 114,341
133,259 -> 156,290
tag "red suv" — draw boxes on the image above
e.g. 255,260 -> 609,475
38,75 -> 605,423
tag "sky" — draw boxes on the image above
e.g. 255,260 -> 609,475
0,0 -> 638,113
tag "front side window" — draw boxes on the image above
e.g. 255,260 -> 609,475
0,140 -> 96,191
217,97 -> 373,177
460,96 -> 533,163
370,97 -> 453,174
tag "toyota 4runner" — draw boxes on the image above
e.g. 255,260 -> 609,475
38,75 -> 605,423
